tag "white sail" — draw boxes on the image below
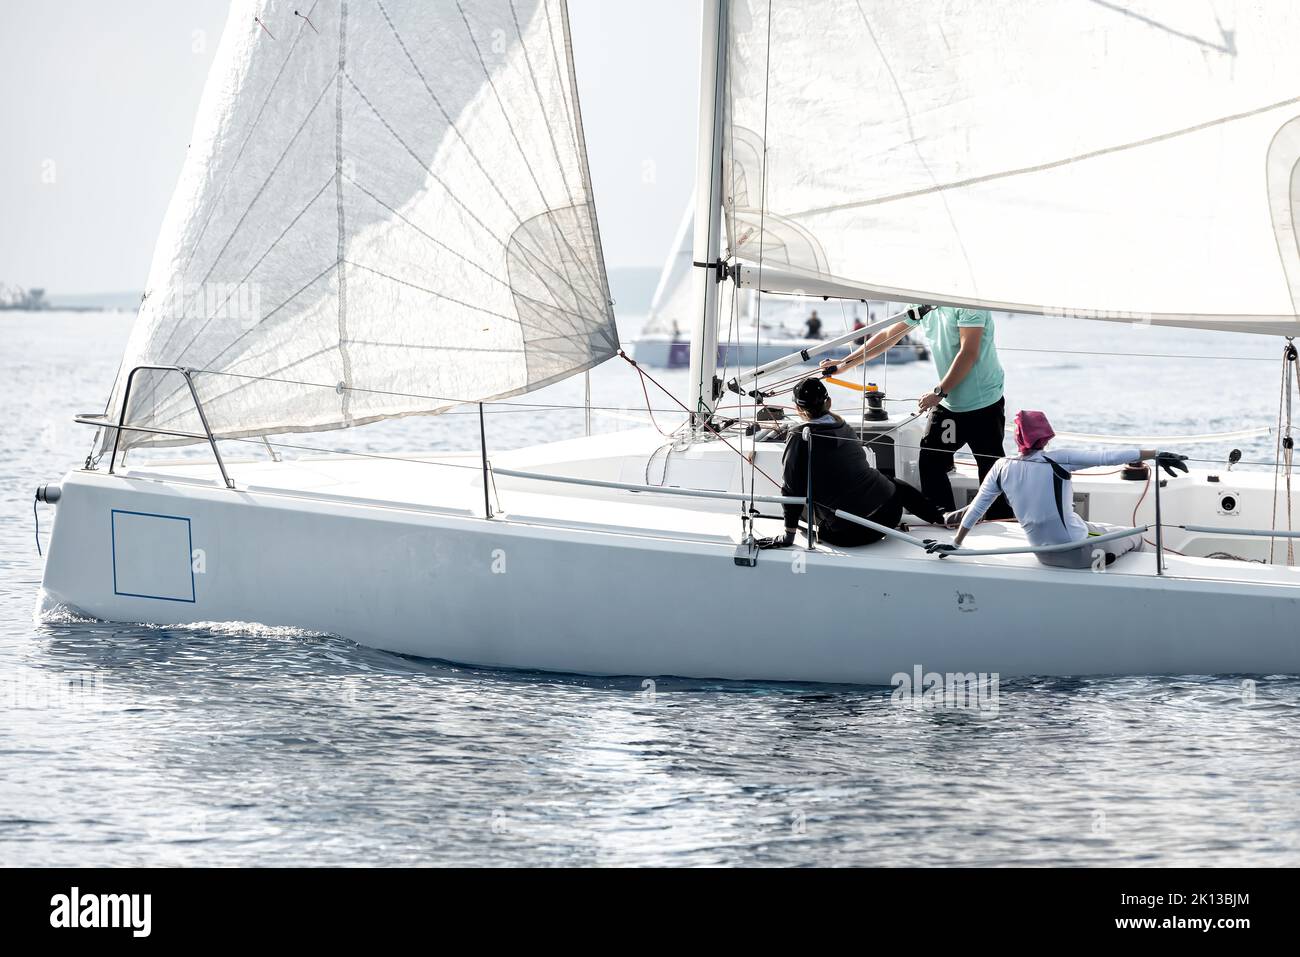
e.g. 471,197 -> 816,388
646,192 -> 765,339
107,0 -> 615,449
725,0 -> 1300,334
642,195 -> 695,338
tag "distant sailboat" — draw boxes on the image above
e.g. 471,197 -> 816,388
35,0 -> 1300,682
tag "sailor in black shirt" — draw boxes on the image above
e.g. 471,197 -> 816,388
761,377 -> 944,548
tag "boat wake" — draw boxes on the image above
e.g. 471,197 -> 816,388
35,599 -> 333,642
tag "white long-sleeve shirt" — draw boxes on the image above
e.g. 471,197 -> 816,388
962,447 -> 1141,546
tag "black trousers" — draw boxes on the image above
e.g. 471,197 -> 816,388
819,479 -> 945,547
919,397 -> 1012,518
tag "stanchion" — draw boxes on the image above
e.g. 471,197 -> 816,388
1153,468 -> 1164,575
479,402 -> 493,519
804,426 -> 814,550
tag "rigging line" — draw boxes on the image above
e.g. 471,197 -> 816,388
152,365 -> 689,417
147,259 -> 342,416
997,346 -> 1277,362
619,351 -> 782,488
150,289 -> 595,429
747,0 -> 775,511
129,174 -> 339,414
1284,348 -> 1294,564
731,289 -> 750,500
880,304 -> 891,397
718,250 -> 748,497
223,434 -> 487,472
1270,348 -> 1287,563
805,429 -> 1273,471
630,362 -> 675,438
791,93 -> 1300,219
454,1 -> 602,297
731,270 -> 753,502
856,302 -> 869,431
181,339 -> 494,391
852,0 -> 977,290
181,0 -> 323,277
722,60 -> 748,500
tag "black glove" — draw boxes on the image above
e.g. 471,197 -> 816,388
756,529 -> 797,549
923,539 -> 958,555
1154,451 -> 1189,477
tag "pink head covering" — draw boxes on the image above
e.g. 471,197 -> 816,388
1014,410 -> 1055,455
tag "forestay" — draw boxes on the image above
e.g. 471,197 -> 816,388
725,0 -> 1300,334
106,0 -> 616,450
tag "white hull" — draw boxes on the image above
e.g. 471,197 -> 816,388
37,427 -> 1300,683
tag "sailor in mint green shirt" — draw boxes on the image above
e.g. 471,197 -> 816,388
904,306 -> 1004,413
824,304 -> 1011,517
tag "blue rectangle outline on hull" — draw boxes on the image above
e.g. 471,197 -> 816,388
110,508 -> 197,603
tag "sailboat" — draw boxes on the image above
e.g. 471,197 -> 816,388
632,197 -> 923,369
35,0 -> 1300,683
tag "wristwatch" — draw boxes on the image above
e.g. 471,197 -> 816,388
932,385 -> 949,399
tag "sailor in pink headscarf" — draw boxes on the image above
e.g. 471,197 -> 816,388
932,411 -> 1188,568
1013,409 -> 1055,455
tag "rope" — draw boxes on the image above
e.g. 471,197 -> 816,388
1287,345 -> 1296,565
628,360 -> 677,438
1269,343 -> 1293,563
746,0 -> 775,511
103,359 -> 1288,474
616,351 -> 782,488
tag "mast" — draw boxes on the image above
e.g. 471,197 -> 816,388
687,0 -> 729,425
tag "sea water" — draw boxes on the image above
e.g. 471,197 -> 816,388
1,310 -> 1297,866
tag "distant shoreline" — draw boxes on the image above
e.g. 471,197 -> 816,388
0,307 -> 134,316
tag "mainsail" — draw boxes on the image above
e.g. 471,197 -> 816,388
107,0 -> 616,450
725,0 -> 1300,334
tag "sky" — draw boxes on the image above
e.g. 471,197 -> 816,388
0,0 -> 699,296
